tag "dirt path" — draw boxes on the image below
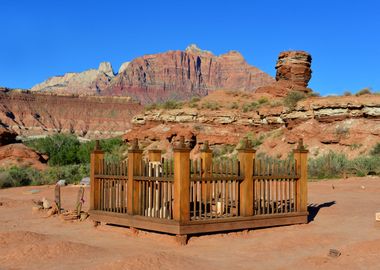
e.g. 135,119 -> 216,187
1,177 -> 380,270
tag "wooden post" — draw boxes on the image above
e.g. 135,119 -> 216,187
200,141 -> 212,202
128,138 -> 143,215
238,138 -> 256,216
55,184 -> 61,214
173,136 -> 191,224
148,149 -> 162,162
90,140 -> 104,211
293,138 -> 309,213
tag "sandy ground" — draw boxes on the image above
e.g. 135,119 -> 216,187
1,177 -> 380,270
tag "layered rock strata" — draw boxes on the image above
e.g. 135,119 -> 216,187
31,45 -> 275,104
0,91 -> 143,139
256,51 -> 312,96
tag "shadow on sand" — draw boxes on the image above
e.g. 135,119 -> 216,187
307,201 -> 336,223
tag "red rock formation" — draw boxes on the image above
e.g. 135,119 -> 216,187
256,50 -> 312,97
107,45 -> 274,104
0,91 -> 143,139
0,143 -> 47,170
0,127 -> 17,146
31,45 -> 274,104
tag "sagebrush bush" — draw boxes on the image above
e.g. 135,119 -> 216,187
343,91 -> 352,96
283,91 -> 307,109
370,142 -> 380,156
356,88 -> 372,96
202,101 -> 221,110
308,151 -> 348,179
0,164 -> 91,188
308,151 -> 380,179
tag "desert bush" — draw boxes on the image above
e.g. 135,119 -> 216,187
229,102 -> 239,109
145,103 -> 158,111
25,134 -> 80,166
283,91 -> 307,109
161,100 -> 183,110
0,164 -> 91,188
188,96 -> 200,108
212,144 -> 235,158
0,166 -> 43,188
355,88 -> 372,96
348,156 -> 380,177
308,151 -> 380,179
258,97 -> 269,104
343,91 -> 352,96
25,135 -> 125,165
190,96 -> 200,103
145,100 -> 183,111
202,101 -> 221,110
335,125 -> 350,138
308,92 -> 320,97
370,142 -> 380,156
242,102 -> 259,112
308,151 -> 349,179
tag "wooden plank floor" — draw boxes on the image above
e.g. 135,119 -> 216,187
89,210 -> 308,236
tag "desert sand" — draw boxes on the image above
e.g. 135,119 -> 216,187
1,177 -> 380,270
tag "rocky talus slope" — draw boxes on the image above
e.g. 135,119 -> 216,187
125,94 -> 380,159
0,91 -> 143,139
30,45 -> 275,104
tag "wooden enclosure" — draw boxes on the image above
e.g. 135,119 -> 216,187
89,137 -> 309,242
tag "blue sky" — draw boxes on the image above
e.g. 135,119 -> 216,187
0,0 -> 379,95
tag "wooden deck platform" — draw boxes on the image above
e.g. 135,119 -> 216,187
90,210 -> 308,235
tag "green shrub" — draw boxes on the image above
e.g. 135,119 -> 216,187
202,101 -> 221,110
308,151 -> 348,179
258,97 -> 269,104
283,91 -> 307,109
190,96 -> 200,103
356,88 -> 372,96
0,164 -> 91,188
348,156 -> 380,176
25,134 -> 80,166
308,151 -> 380,179
242,102 -> 259,112
25,135 -> 125,165
161,100 -> 183,110
145,103 -> 158,111
370,142 -> 380,156
343,91 -> 352,96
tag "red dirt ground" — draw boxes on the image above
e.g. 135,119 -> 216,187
1,177 -> 380,270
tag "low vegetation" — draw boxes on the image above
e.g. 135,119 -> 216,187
283,91 -> 307,109
145,100 -> 183,111
308,149 -> 380,179
201,101 -> 221,110
0,135 -> 129,189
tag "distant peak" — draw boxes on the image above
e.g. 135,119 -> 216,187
98,62 -> 114,77
185,44 -> 212,54
118,61 -> 130,74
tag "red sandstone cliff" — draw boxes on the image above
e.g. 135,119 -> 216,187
0,91 -> 143,139
105,45 -> 275,103
31,45 -> 275,104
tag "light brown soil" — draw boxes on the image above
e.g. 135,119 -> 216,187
1,177 -> 380,270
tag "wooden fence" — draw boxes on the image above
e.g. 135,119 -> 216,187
89,137 -> 309,243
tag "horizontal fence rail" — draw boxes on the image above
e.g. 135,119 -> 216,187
89,138 -> 309,238
253,159 -> 299,215
190,159 -> 243,221
135,159 -> 174,219
94,159 -> 128,213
